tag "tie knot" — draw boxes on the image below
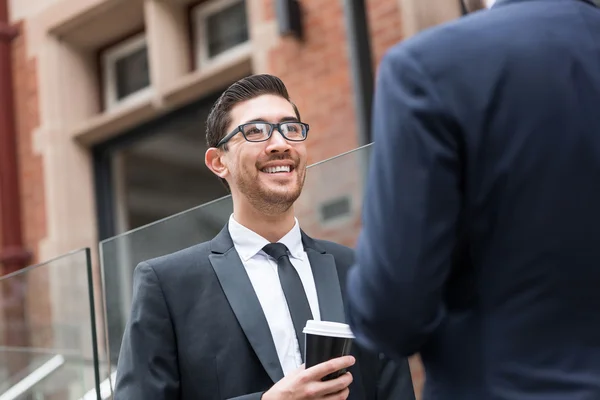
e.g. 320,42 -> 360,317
262,243 -> 289,260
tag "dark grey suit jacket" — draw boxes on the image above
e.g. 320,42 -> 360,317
114,225 -> 415,400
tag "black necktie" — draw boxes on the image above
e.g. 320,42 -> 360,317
263,243 -> 313,361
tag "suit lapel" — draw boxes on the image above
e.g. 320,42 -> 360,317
302,232 -> 346,324
209,226 -> 284,383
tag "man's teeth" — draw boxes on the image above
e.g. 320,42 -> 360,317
263,166 -> 291,173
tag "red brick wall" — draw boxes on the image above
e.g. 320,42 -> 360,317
0,205 -> 2,257
368,0 -> 404,68
265,0 -> 355,164
266,0 -> 403,165
10,20 -> 54,353
11,21 -> 46,266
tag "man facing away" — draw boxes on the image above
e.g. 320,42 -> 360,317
113,74 -> 415,400
346,0 -> 600,399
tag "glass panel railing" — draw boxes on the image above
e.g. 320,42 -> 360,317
294,145 -> 371,247
0,248 -> 102,400
99,143 -> 372,381
99,196 -> 234,365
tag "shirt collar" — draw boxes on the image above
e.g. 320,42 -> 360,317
228,214 -> 305,262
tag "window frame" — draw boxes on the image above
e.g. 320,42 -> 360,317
101,33 -> 153,111
191,0 -> 251,69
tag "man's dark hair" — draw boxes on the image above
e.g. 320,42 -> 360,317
205,74 -> 301,190
206,74 -> 301,149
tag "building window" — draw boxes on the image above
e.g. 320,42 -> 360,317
320,196 -> 352,222
101,33 -> 152,111
192,0 -> 250,68
94,95 -> 229,239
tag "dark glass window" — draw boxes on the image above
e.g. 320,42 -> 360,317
320,197 -> 351,222
206,1 -> 249,58
94,95 -> 228,238
114,46 -> 150,100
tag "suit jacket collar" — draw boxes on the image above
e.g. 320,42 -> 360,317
227,215 -> 306,261
301,230 -> 326,253
493,0 -> 596,7
210,223 -> 327,254
209,224 -> 236,254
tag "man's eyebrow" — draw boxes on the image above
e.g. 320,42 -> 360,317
244,116 -> 299,124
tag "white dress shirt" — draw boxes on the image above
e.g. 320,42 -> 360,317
228,215 -> 321,376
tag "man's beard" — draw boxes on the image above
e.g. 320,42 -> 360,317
235,165 -> 306,216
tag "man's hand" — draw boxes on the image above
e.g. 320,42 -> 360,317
262,356 -> 355,400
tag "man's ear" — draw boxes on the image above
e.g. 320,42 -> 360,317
205,147 -> 229,179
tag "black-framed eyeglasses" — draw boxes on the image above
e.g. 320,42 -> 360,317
216,121 -> 310,147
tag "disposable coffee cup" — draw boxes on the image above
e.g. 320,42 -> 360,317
303,320 -> 355,381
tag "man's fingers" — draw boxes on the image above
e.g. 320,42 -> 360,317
306,356 -> 356,379
323,386 -> 350,399
305,372 -> 353,398
324,372 -> 353,393
288,364 -> 306,378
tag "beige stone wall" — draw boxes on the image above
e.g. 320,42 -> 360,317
9,0 -> 59,22
9,0 -> 463,277
400,0 -> 462,38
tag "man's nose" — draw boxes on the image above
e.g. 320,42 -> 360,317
266,129 -> 291,152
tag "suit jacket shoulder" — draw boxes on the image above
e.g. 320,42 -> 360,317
136,241 -> 213,289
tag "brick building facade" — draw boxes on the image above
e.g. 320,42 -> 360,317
1,0 -> 469,397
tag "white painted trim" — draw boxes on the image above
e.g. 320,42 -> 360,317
192,0 -> 251,70
101,33 -> 153,112
0,355 -> 65,400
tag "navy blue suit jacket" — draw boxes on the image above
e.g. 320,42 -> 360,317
347,0 -> 600,399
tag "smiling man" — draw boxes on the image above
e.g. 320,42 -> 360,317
113,74 -> 415,400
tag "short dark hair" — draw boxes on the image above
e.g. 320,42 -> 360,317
205,74 -> 301,190
206,74 -> 301,150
